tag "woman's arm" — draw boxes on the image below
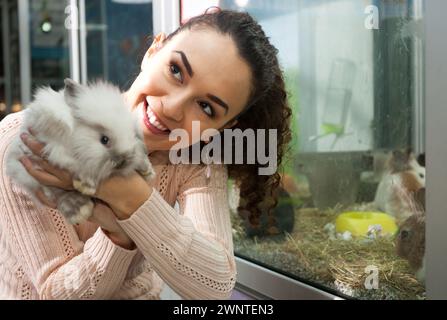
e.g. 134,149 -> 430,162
0,174 -> 139,299
15,128 -> 236,299
115,164 -> 237,300
0,120 -> 137,299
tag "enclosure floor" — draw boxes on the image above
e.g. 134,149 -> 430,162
232,203 -> 425,300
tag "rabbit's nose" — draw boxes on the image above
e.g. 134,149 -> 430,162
116,159 -> 126,169
113,156 -> 127,169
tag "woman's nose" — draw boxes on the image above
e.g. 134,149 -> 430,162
162,94 -> 188,122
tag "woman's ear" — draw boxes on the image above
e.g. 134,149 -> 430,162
141,33 -> 167,71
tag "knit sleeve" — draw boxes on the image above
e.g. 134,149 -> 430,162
0,115 -> 137,300
117,164 -> 237,300
111,251 -> 164,300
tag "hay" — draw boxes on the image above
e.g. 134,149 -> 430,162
231,202 -> 426,300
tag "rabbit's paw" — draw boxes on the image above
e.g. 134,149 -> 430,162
73,178 -> 97,196
58,192 -> 94,224
138,160 -> 156,180
68,202 -> 94,225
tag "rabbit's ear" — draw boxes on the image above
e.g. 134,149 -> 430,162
64,78 -> 82,109
390,149 -> 412,172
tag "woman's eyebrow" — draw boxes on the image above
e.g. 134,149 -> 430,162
174,50 -> 229,115
207,94 -> 229,115
174,51 -> 194,77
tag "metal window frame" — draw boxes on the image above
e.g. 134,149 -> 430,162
68,0 -> 80,83
235,257 -> 342,300
18,0 -> 31,106
79,0 -> 87,85
153,0 -> 180,35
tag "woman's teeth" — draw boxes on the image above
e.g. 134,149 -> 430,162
146,102 -> 169,132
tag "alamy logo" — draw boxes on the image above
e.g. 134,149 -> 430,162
364,5 -> 380,30
168,121 -> 278,176
65,5 -> 79,30
364,265 -> 379,289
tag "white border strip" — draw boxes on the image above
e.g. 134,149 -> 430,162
425,0 -> 447,300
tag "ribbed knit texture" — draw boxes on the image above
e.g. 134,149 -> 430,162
0,112 -> 236,300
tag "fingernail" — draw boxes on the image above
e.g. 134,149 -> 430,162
20,132 -> 28,141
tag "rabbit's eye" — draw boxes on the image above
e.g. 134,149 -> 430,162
100,135 -> 110,146
400,230 -> 410,240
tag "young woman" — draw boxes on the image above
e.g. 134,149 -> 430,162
0,9 -> 291,299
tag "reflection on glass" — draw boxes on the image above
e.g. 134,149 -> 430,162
84,0 -> 153,89
1,0 -> 21,119
30,0 -> 70,92
219,0 -> 425,299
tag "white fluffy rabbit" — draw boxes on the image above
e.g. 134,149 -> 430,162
6,78 -> 155,224
374,149 -> 425,225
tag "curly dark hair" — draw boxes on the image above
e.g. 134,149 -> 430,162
165,9 -> 293,233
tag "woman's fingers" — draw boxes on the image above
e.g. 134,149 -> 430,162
89,200 -> 123,234
35,189 -> 57,208
32,158 -> 74,190
20,157 -> 64,188
32,157 -> 59,176
19,129 -> 74,190
20,132 -> 46,159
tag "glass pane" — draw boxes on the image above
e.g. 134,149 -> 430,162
1,0 -> 22,119
1,0 -> 70,118
210,0 -> 424,299
83,0 -> 153,90
30,0 -> 70,92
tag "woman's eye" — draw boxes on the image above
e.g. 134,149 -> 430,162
199,102 -> 214,118
170,63 -> 183,82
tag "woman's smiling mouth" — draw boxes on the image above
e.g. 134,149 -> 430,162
143,98 -> 171,135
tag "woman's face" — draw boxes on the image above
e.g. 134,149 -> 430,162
125,28 -> 253,151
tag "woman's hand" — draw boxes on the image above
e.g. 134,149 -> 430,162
90,200 -> 136,250
95,173 -> 153,221
19,130 -> 74,191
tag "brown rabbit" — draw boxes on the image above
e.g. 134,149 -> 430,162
395,187 -> 425,283
374,149 -> 425,225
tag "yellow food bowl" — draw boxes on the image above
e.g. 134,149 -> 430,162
335,212 -> 398,237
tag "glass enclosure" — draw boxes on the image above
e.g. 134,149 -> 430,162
29,0 -> 70,91
0,0 -> 70,118
83,0 -> 153,89
181,0 -> 426,299
1,0 -> 429,300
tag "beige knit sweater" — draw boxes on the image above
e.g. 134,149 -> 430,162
0,112 -> 236,300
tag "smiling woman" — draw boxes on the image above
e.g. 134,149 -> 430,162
126,27 -> 253,150
0,9 -> 291,300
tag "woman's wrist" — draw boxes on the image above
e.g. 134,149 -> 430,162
102,228 -> 136,250
96,174 -> 153,220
